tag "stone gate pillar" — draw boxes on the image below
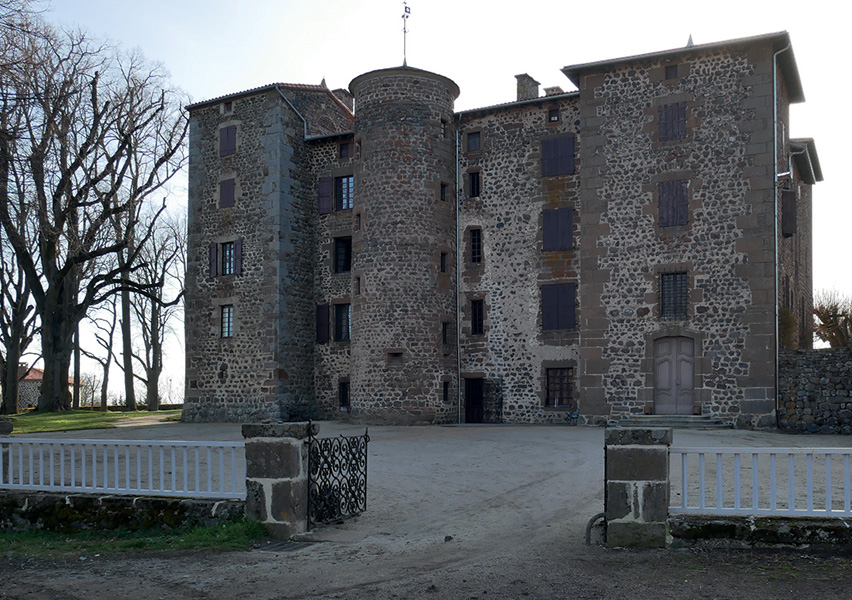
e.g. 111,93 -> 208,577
242,421 -> 316,538
604,427 -> 672,547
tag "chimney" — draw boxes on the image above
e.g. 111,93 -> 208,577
515,73 -> 540,101
17,363 -> 27,379
543,86 -> 565,97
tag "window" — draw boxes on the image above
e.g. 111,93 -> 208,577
221,305 -> 234,338
209,240 -> 242,277
467,131 -> 480,152
471,299 -> 484,335
658,102 -> 686,142
468,172 -> 481,198
443,381 -> 450,403
354,276 -> 361,296
316,304 -> 329,343
220,125 -> 236,156
334,237 -> 352,273
658,180 -> 688,227
545,367 -> 573,407
223,101 -> 233,113
440,183 -> 448,203
339,142 -> 350,159
665,65 -> 679,80
335,175 -> 354,211
354,213 -> 361,231
660,272 -> 688,319
542,208 -> 573,251
781,190 -> 797,237
442,321 -> 450,345
338,381 -> 350,408
334,303 -> 351,342
548,108 -> 560,122
469,228 -> 482,264
542,136 -> 575,177
441,119 -> 448,138
541,283 -> 576,330
219,178 -> 235,209
440,252 -> 447,273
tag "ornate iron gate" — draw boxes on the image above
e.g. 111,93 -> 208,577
307,426 -> 369,527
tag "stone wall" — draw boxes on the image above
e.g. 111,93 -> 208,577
778,348 -> 852,433
0,492 -> 242,533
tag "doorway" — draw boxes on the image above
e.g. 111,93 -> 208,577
653,336 -> 695,415
464,378 -> 484,423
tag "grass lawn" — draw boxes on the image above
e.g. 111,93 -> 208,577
0,518 -> 268,558
4,409 -> 183,434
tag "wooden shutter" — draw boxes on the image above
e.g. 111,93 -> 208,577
659,181 -> 688,227
219,126 -> 236,156
561,283 -> 577,330
234,238 -> 242,275
781,191 -> 797,237
542,136 -> 575,177
542,209 -> 558,250
318,177 -> 333,214
220,178 -> 235,208
542,285 -> 559,330
558,208 -> 573,250
316,304 -> 329,343
674,181 -> 688,226
659,182 -> 672,227
209,243 -> 218,277
659,103 -> 686,142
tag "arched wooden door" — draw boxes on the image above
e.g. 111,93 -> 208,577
654,337 -> 694,415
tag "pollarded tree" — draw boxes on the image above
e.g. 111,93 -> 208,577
813,290 -> 852,348
0,23 -> 188,411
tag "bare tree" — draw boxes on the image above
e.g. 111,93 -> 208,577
129,211 -> 184,411
813,290 -> 852,348
0,24 -> 188,411
81,294 -> 118,412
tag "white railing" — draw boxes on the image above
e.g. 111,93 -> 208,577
0,439 -> 246,499
670,447 -> 852,517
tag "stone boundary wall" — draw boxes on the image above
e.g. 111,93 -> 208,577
669,514 -> 852,545
778,348 -> 852,434
0,492 -> 243,533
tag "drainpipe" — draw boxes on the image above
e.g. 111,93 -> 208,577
274,85 -> 308,139
455,116 -> 462,424
772,44 -> 790,428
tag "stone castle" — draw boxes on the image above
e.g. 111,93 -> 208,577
184,31 -> 821,427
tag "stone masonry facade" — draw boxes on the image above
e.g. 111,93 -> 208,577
184,32 -> 822,427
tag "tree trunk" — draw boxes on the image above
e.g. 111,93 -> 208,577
119,256 -> 136,411
1,348 -> 20,415
37,283 -> 77,412
147,303 -> 161,410
99,368 -> 109,412
72,323 -> 80,409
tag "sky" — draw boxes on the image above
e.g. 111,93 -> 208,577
40,0 -> 850,397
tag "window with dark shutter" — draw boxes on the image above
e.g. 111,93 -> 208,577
219,179 -> 235,208
658,180 -> 689,227
658,102 -> 686,142
221,305 -> 234,338
665,65 -> 679,80
334,304 -> 351,342
545,368 -> 574,407
470,228 -> 482,264
471,299 -> 485,335
781,191 -> 797,237
316,304 -> 330,343
335,175 -> 354,210
209,243 -> 218,277
542,208 -> 573,251
317,177 -> 333,214
467,131 -> 480,152
339,142 -> 350,159
468,172 -> 481,198
541,283 -> 576,330
221,241 -> 235,275
660,272 -> 688,319
220,125 -> 236,156
334,237 -> 352,273
542,136 -> 575,177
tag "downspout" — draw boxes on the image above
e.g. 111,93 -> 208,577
455,116 -> 462,424
274,85 -> 308,139
772,44 -> 790,428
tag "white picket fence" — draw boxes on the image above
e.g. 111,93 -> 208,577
0,438 -> 246,500
670,447 -> 852,517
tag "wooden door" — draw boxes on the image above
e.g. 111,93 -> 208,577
464,378 -> 484,423
654,337 -> 694,415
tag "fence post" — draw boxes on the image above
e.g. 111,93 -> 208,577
242,422 -> 317,539
604,427 -> 672,548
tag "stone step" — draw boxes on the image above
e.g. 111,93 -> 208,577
615,415 -> 733,429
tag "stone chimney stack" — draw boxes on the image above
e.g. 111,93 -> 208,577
515,73 -> 540,101
544,86 -> 565,97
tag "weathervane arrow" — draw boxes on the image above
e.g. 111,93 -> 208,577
402,1 -> 410,67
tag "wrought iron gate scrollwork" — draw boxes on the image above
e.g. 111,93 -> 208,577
307,424 -> 369,527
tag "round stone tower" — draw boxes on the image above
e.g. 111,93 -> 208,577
348,67 -> 460,424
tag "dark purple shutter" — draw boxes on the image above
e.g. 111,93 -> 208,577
316,304 -> 329,343
234,238 -> 242,275
675,102 -> 686,139
220,178 -> 235,208
562,283 -> 577,330
542,138 -> 555,177
558,208 -> 573,250
542,285 -> 559,330
781,191 -> 797,237
318,177 -> 333,214
542,209 -> 558,251
660,103 -> 686,141
675,181 -> 688,226
220,126 -> 236,156
659,182 -> 672,227
209,243 -> 218,277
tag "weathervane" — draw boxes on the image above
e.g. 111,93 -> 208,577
402,1 -> 410,67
